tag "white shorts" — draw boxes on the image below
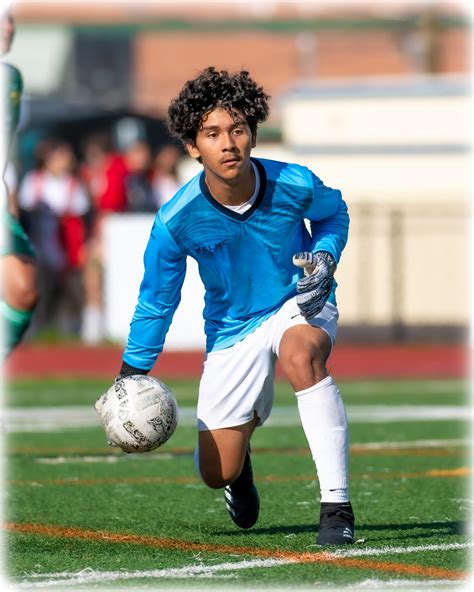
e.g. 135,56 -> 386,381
197,298 -> 339,431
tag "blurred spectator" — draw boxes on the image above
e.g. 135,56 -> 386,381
152,143 -> 182,207
18,138 -> 90,336
80,131 -> 128,213
123,140 -> 155,213
79,132 -> 128,344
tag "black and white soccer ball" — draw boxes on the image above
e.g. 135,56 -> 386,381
95,375 -> 178,453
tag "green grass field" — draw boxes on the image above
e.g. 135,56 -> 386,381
3,378 -> 472,590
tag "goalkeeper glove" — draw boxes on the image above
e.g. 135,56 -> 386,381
293,251 -> 337,320
116,361 -> 149,382
96,362 -> 149,417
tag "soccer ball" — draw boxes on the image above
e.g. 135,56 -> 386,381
95,375 -> 178,453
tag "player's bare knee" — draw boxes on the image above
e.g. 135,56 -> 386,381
3,258 -> 39,312
280,342 -> 330,390
198,451 -> 244,488
17,283 -> 39,311
8,275 -> 39,311
280,347 -> 300,369
199,465 -> 234,489
280,348 -> 314,379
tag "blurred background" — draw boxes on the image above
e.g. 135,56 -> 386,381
4,0 -> 471,350
4,6 -> 471,584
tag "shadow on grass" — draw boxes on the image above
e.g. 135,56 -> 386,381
215,520 -> 467,540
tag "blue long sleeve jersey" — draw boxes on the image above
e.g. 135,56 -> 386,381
123,157 -> 349,370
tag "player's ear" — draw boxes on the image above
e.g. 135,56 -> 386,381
185,141 -> 201,160
251,131 -> 257,149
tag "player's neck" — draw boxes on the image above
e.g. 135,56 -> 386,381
204,161 -> 255,206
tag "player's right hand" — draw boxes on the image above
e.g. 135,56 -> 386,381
116,361 -> 149,382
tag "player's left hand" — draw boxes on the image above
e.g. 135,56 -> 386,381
293,251 -> 337,320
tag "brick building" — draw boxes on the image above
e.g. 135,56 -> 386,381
11,1 -> 470,120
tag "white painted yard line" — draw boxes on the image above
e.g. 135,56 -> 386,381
13,541 -> 473,589
345,405 -> 473,423
3,405 -> 472,432
33,454 -> 180,464
30,437 -> 470,465
14,558 -> 291,588
352,438 -> 469,450
331,541 -> 474,558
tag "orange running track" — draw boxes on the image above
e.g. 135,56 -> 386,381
4,342 -> 469,380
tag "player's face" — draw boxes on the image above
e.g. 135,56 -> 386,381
187,107 -> 256,183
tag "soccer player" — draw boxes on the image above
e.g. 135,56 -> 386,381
115,67 -> 354,544
1,9 -> 39,357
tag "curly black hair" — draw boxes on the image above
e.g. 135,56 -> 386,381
168,67 -> 270,144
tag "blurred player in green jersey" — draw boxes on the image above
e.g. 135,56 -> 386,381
1,9 -> 39,357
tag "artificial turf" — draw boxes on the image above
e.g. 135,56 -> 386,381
3,378 -> 472,589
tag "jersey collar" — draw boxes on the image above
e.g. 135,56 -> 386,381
199,157 -> 267,221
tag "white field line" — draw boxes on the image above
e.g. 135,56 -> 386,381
3,405 -> 472,432
13,558 -> 291,588
329,541 -> 474,558
351,438 -> 469,450
12,541 -> 473,589
29,437 -> 470,465
344,405 -> 473,423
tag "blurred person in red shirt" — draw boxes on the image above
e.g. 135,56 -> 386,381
79,132 -> 128,343
80,131 -> 128,214
18,138 -> 90,336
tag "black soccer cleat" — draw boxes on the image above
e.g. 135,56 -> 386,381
316,501 -> 355,545
224,450 -> 260,529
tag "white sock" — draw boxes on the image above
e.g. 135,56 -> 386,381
295,376 -> 349,503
